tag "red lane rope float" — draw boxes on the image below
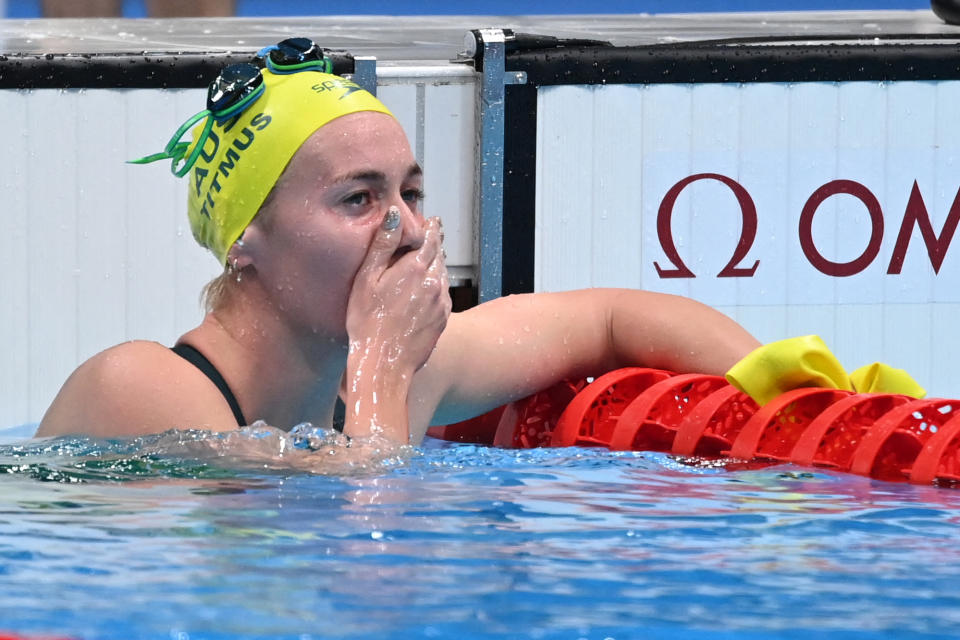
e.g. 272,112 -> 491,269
910,412 -> 960,485
551,368 -> 673,448
428,367 -> 960,487
671,386 -> 759,456
608,374 -> 728,452
849,398 -> 960,482
728,388 -> 853,462
492,378 -> 587,449
789,393 -> 912,471
425,379 -> 588,447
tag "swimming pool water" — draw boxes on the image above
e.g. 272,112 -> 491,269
1,425 -> 958,639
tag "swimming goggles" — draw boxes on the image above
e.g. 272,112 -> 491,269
130,38 -> 332,177
257,37 -> 333,75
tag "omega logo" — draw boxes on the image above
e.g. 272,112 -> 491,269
654,173 -> 960,278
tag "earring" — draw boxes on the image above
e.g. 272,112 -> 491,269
233,258 -> 242,283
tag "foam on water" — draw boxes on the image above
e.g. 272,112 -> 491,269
0,423 -> 416,482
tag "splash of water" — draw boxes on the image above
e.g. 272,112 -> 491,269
0,422 -> 415,483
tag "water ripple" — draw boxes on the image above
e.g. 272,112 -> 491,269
0,438 -> 959,638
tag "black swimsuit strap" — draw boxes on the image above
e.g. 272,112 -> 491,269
333,396 -> 345,433
171,343 -> 247,427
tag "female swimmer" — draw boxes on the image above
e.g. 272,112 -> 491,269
36,47 -> 761,443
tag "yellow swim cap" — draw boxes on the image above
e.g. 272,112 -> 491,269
185,70 -> 393,264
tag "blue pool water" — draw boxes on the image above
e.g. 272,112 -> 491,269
1,424 -> 959,640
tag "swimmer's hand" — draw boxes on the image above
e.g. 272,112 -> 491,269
343,210 -> 451,441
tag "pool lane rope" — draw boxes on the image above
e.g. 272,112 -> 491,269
429,337 -> 960,487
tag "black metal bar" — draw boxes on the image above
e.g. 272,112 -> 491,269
507,41 -> 960,86
0,50 -> 356,89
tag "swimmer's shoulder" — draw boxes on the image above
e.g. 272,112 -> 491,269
36,340 -> 240,439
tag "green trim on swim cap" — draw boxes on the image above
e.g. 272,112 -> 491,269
185,70 -> 393,264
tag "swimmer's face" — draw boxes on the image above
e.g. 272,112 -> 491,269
248,111 -> 425,337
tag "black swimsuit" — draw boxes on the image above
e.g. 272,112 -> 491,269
172,343 -> 247,426
171,344 -> 346,431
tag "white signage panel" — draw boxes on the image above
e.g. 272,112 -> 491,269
535,81 -> 960,397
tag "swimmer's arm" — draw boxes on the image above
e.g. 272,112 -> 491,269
342,347 -> 416,443
413,289 -> 760,430
36,342 -> 241,438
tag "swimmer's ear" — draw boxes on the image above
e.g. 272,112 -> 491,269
226,225 -> 264,271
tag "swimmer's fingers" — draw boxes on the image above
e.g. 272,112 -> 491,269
424,221 -> 449,290
424,221 -> 452,322
431,255 -> 452,320
357,206 -> 405,280
430,249 -> 449,289
411,217 -> 442,270
385,216 -> 442,284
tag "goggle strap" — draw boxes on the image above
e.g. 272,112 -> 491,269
164,109 -> 212,156
211,82 -> 265,123
265,57 -> 332,75
173,115 -> 215,178
127,108 -> 210,172
127,151 -> 176,165
255,44 -> 279,58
